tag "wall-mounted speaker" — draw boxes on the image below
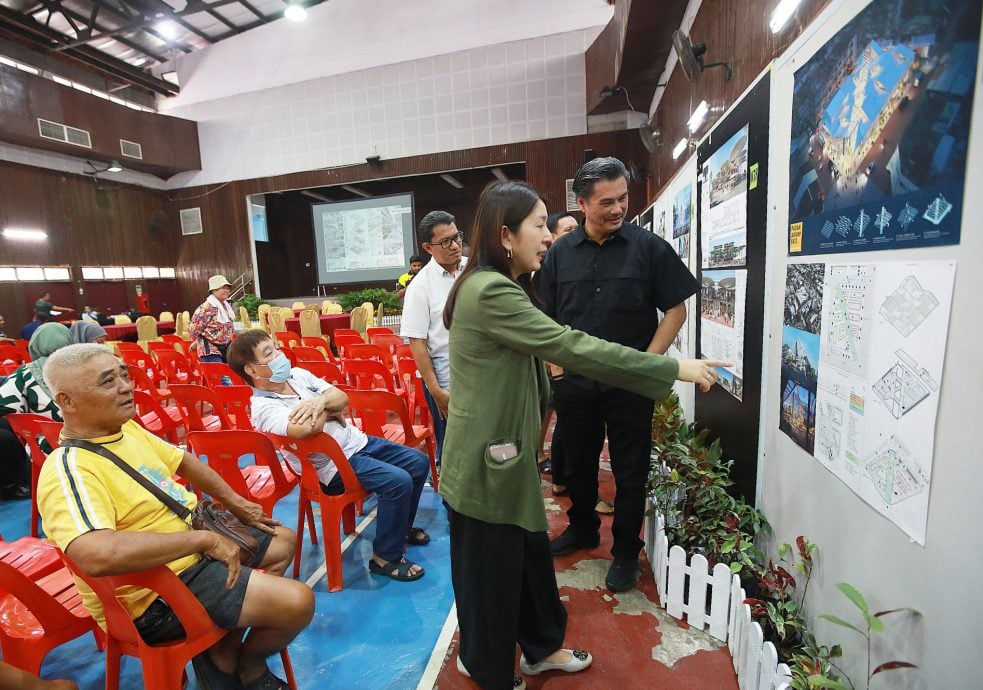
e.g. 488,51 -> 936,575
584,148 -> 596,163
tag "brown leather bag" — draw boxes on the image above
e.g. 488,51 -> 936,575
61,440 -> 259,565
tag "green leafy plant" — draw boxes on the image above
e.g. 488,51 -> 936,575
788,630 -> 847,690
237,293 -> 271,319
648,394 -> 769,574
745,537 -> 816,658
338,288 -> 401,313
819,583 -> 920,689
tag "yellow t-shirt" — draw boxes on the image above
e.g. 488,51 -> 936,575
37,419 -> 200,629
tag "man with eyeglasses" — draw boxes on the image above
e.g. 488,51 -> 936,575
400,211 -> 467,467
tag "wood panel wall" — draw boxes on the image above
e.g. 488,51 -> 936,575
0,159 -> 180,328
647,0 -> 832,195
167,129 -> 647,307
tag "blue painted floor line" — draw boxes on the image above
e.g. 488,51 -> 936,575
6,486 -> 454,690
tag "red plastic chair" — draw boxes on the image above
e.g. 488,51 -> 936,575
396,357 -> 432,429
300,336 -> 336,362
166,384 -> 236,432
266,434 -> 369,590
344,359 -> 403,396
0,558 -> 103,675
186,431 -> 304,523
289,346 -> 326,362
126,365 -> 172,403
161,334 -> 192,357
0,536 -> 62,581
132,389 -> 184,444
0,344 -> 26,364
347,389 -> 438,491
6,414 -> 62,538
332,328 -> 362,340
346,342 -> 393,365
119,350 -> 167,390
210,385 -> 255,430
332,333 -> 364,357
395,343 -> 413,360
370,333 -> 404,355
60,551 -> 296,690
146,341 -> 176,356
294,361 -> 346,386
274,331 -> 301,349
153,349 -> 199,386
115,342 -> 146,356
198,362 -> 245,388
366,327 -> 394,338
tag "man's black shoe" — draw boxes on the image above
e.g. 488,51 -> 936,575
605,557 -> 638,592
550,529 -> 600,557
0,484 -> 30,501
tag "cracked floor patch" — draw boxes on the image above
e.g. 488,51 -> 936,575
556,559 -> 722,668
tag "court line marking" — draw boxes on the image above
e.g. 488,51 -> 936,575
416,602 -> 458,690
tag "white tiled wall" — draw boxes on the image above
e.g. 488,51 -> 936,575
163,30 -> 594,188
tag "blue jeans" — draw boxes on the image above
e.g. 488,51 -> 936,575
423,386 -> 447,467
324,436 -> 429,562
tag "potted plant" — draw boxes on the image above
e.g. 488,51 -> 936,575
745,537 -> 817,660
237,293 -> 271,320
337,288 -> 401,313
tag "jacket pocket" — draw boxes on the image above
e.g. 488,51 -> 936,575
483,437 -> 525,472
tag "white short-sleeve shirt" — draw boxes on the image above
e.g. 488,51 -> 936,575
399,256 -> 467,388
249,367 -> 368,485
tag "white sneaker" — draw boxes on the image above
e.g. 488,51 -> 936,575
456,656 -> 526,689
519,649 -> 593,676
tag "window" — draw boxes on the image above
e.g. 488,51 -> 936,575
0,267 -> 17,281
81,266 -> 103,280
141,266 -> 159,278
123,266 -> 142,279
103,267 -> 124,280
16,267 -> 45,281
43,267 -> 71,281
159,267 -> 176,279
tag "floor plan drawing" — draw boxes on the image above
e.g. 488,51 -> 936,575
821,264 -> 875,377
864,435 -> 928,505
872,350 -> 938,419
879,275 -> 939,336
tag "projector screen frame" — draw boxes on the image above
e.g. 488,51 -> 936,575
310,191 -> 416,287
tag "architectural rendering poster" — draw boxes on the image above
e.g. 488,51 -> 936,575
652,193 -> 670,240
781,264 -> 826,453
700,269 -> 746,401
671,180 -> 694,260
787,0 -> 980,256
813,260 -> 954,544
701,125 -> 749,269
640,204 -> 655,233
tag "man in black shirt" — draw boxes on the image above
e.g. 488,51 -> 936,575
537,157 -> 699,592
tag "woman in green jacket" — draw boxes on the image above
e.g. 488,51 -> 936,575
440,181 -> 726,690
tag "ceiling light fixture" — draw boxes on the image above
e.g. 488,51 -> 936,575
341,185 -> 371,198
3,228 -> 48,241
155,20 -> 179,39
84,160 -> 124,176
440,174 -> 464,189
769,0 -> 804,33
491,168 -> 508,182
672,138 -> 688,160
687,100 -> 709,132
284,3 -> 307,22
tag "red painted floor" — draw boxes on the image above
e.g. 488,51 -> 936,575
432,430 -> 740,690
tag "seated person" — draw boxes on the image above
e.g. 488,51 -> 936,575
37,344 -> 314,690
228,330 -> 431,582
396,255 -> 424,298
0,313 -> 14,344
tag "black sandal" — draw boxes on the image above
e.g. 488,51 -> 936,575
368,557 -> 425,581
191,652 -> 237,690
406,527 -> 430,545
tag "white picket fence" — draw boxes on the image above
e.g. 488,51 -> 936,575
644,507 -> 792,690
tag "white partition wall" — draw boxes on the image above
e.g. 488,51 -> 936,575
758,0 -> 983,687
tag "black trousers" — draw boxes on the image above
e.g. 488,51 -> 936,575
448,507 -> 566,690
553,381 -> 655,560
550,432 -> 566,485
0,418 -> 30,489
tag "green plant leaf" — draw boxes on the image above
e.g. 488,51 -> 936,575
836,582 -> 869,614
818,614 -> 865,636
864,612 -> 885,633
730,562 -> 742,574
807,675 -> 847,690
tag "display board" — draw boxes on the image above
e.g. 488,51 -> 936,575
695,72 -> 771,502
311,193 -> 416,285
786,0 -> 981,256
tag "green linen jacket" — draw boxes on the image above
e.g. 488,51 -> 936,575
439,269 -> 680,533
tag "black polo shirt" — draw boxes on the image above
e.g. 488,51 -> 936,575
536,220 -> 698,390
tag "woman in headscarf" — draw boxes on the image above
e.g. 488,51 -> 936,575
69,320 -> 107,345
188,275 -> 236,362
0,322 -> 73,500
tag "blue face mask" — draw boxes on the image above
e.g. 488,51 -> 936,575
264,352 -> 292,384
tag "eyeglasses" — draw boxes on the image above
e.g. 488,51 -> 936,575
428,232 -> 464,250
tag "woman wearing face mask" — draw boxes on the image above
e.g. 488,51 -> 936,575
228,330 -> 432,582
440,181 -> 728,689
